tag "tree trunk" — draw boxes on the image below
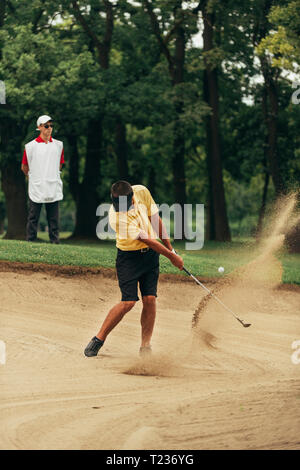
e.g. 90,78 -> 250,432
70,1 -> 114,237
148,166 -> 156,199
256,89 -> 271,238
171,17 -> 186,209
115,117 -> 129,180
266,79 -> 282,194
0,201 -> 5,234
202,4 -> 231,242
285,222 -> 300,253
143,0 -> 187,233
67,134 -> 79,203
172,101 -> 186,207
285,193 -> 300,253
1,159 -> 28,240
0,109 -> 28,240
261,61 -> 283,196
0,0 -> 6,31
72,118 -> 103,238
256,169 -> 269,238
204,112 -> 215,240
254,1 -> 283,197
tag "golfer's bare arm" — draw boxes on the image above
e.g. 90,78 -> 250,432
21,164 -> 29,176
138,229 -> 183,270
149,212 -> 173,252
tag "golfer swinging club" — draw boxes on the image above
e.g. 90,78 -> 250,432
84,181 -> 184,357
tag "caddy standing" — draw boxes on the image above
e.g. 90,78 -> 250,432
21,115 -> 64,243
84,181 -> 184,357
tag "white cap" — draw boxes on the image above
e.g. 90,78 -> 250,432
36,115 -> 52,130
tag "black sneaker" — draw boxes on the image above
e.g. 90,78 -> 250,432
139,346 -> 152,357
84,337 -> 104,357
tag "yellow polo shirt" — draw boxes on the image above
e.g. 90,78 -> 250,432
109,185 -> 159,251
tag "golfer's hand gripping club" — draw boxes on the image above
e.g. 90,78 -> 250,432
170,249 -> 184,270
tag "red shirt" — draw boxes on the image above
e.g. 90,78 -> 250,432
22,136 -> 64,165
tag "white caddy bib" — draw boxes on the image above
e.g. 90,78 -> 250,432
25,138 -> 63,203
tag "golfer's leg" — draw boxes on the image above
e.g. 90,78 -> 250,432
96,301 -> 136,342
27,199 -> 42,241
140,296 -> 156,348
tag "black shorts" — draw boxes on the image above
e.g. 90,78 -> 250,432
116,248 -> 160,301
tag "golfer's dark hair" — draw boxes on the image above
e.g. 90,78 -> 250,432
111,181 -> 132,197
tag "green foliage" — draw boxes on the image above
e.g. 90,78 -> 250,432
0,0 -> 299,240
257,27 -> 296,69
224,172 -> 275,236
258,0 -> 300,69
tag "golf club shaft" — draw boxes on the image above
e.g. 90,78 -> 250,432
182,267 -> 247,325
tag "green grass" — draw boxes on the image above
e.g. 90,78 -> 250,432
277,253 -> 300,285
0,233 -> 299,284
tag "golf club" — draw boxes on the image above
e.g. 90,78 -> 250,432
182,266 -> 251,328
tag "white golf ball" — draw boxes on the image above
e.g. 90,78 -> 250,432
218,266 -> 224,274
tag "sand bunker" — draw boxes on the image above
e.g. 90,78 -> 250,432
0,194 -> 300,449
192,193 -> 300,348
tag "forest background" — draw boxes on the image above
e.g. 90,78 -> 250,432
0,0 -> 299,250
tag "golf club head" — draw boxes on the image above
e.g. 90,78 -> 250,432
237,318 -> 251,328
